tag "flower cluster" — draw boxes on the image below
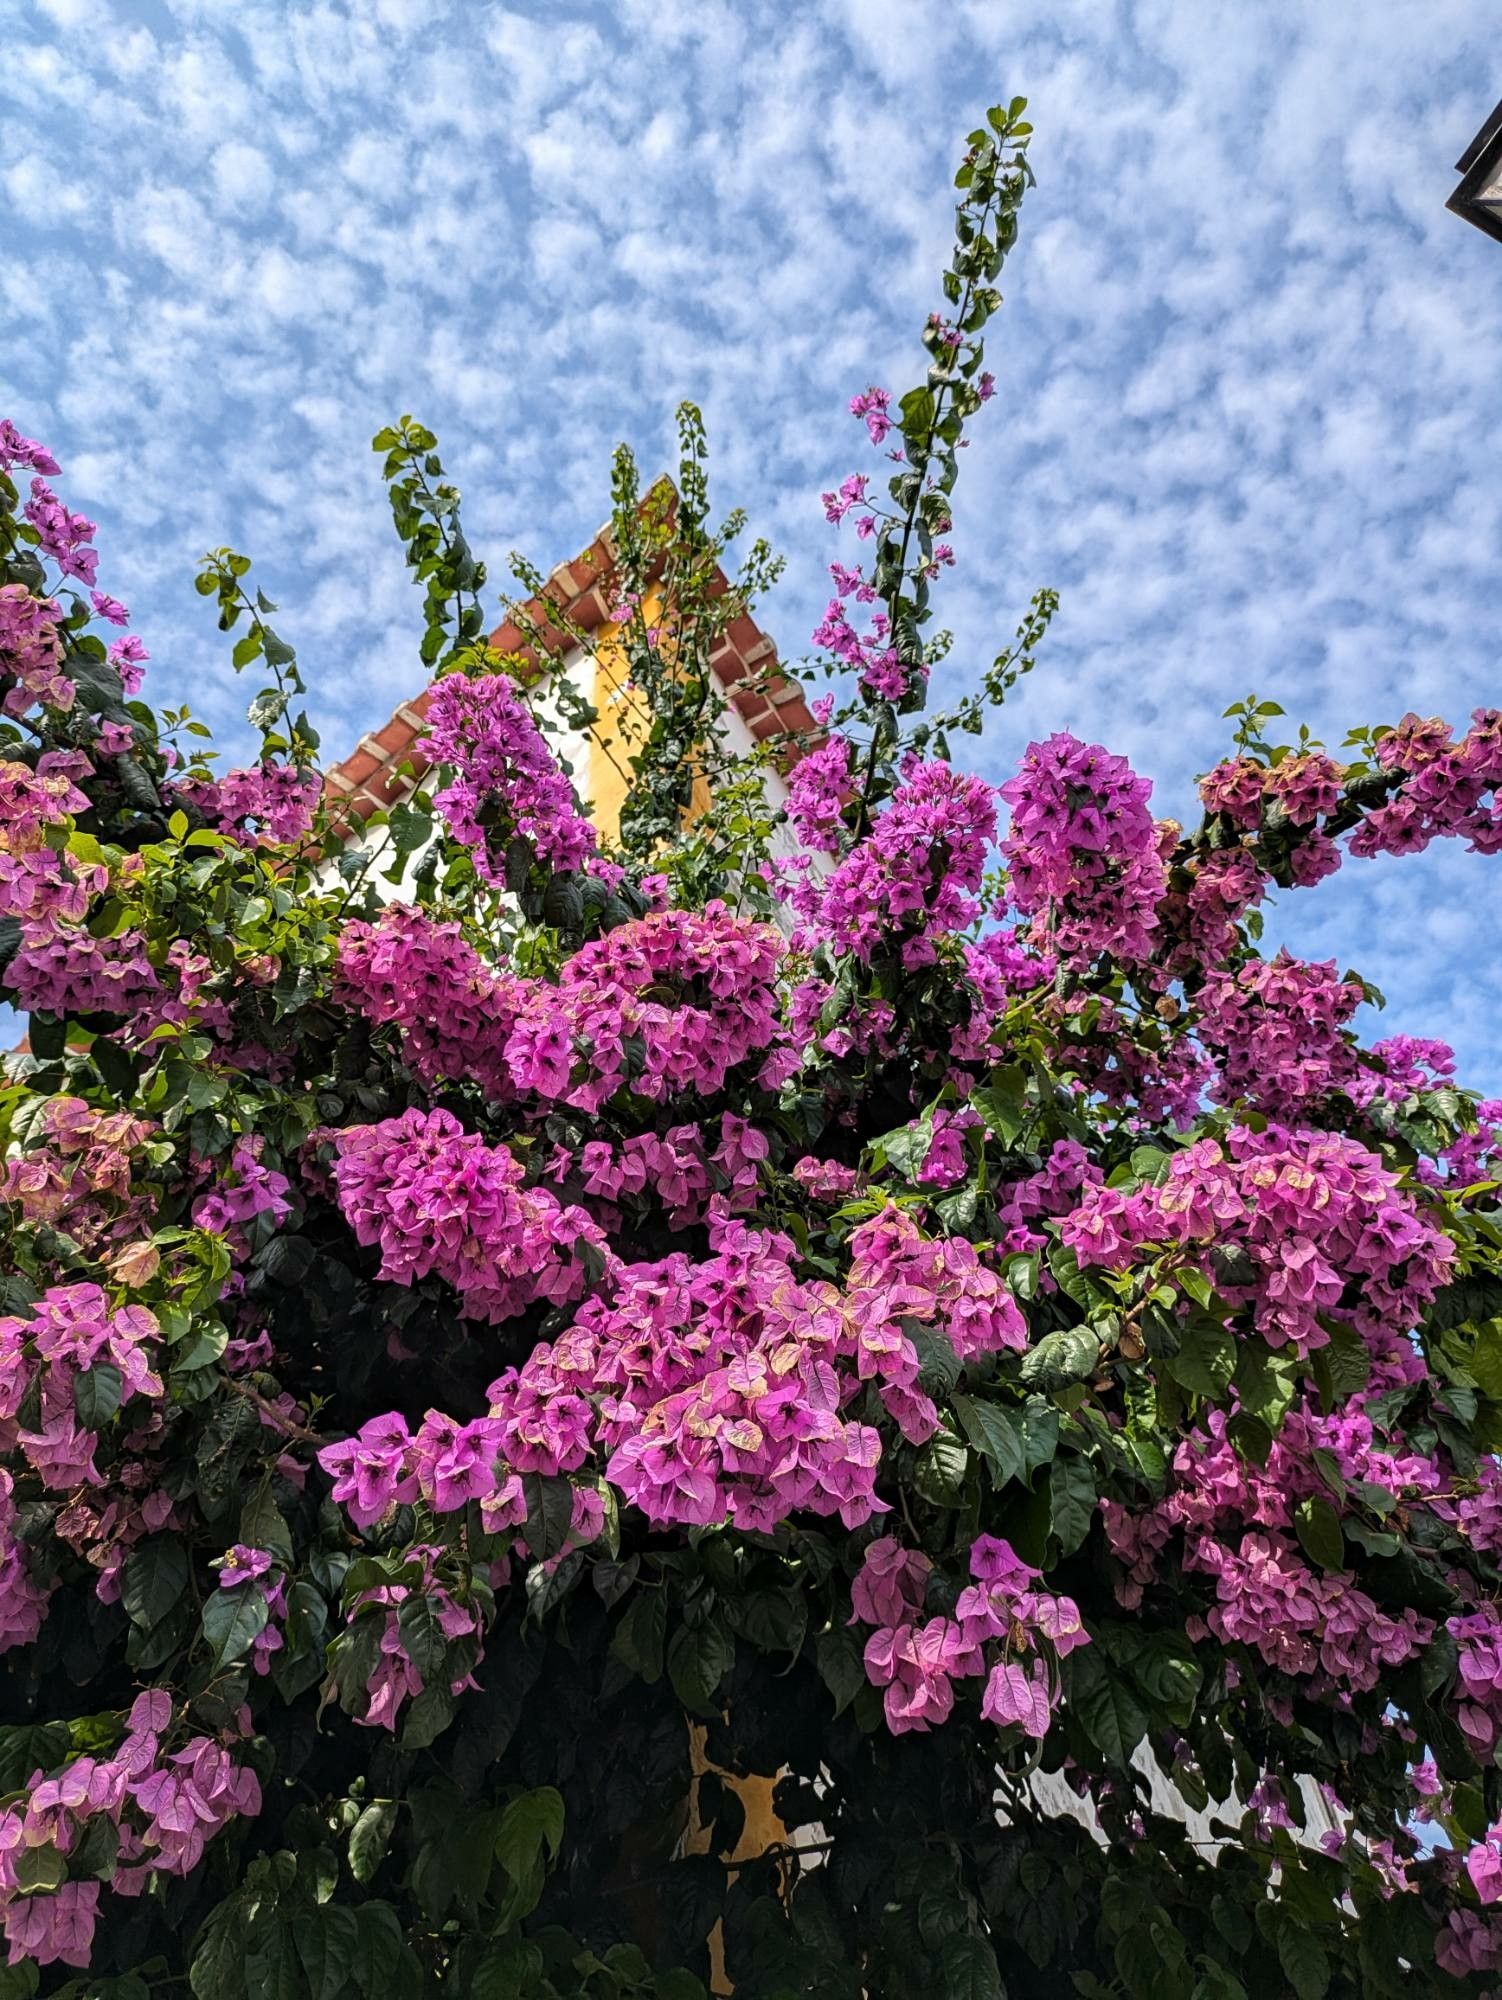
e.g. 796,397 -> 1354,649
0,753 -> 102,925
0,1284 -> 162,1498
811,598 -> 920,706
1098,1376 -> 1485,1707
191,1136 -> 295,1257
0,582 -> 73,715
851,1533 -> 1086,1736
0,751 -> 89,844
1353,709 -> 1502,858
335,901 -> 519,1100
1000,733 -> 1168,966
1437,1908 -> 1502,1979
521,1220 -> 890,1533
0,1692 -> 261,1969
1447,1608 -> 1502,1761
2,1094 -> 155,1254
0,1466 -> 50,1650
542,1114 -> 768,1231
319,1409 -> 527,1534
820,472 -> 875,535
320,1207 -> 1026,1545
1172,846 -> 1266,969
213,1544 -> 288,1676
4,924 -> 160,1020
794,757 -> 997,966
345,1547 -> 485,1732
176,762 -> 321,845
330,1105 -> 609,1325
512,904 -> 784,1111
1046,992 -> 1211,1130
1195,949 -> 1365,1110
23,477 -> 98,587
784,732 -> 852,853
339,902 -> 783,1118
1200,750 -> 1345,831
849,386 -> 893,446
1187,1531 -> 1432,1692
1065,1123 -> 1453,1357
422,667 -> 596,882
0,420 -> 60,478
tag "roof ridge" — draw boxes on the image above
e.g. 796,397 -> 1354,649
324,521 -> 818,831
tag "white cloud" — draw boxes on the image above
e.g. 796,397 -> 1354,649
212,141 -> 274,211
1,0 -> 1497,1086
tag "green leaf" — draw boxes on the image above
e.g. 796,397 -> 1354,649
1127,1632 -> 1201,1725
349,1800 -> 399,1884
1276,1924 -> 1330,2000
612,1590 -> 667,1683
256,1235 -> 315,1288
970,1067 -> 1029,1148
1019,1323 -> 1098,1390
909,1320 -> 962,1396
494,1785 -> 565,1884
668,1619 -> 734,1715
240,1484 -> 294,1564
122,1536 -> 189,1634
400,1683 -> 456,1750
348,1902 -> 420,1997
521,1472 -> 574,1563
1293,1495 -> 1345,1573
1021,1395 -> 1061,1474
386,801 -> 432,856
542,872 -> 584,930
952,1394 -> 1026,1486
1166,1318 -> 1235,1399
877,1113 -> 932,1182
1233,1341 -> 1299,1433
1420,1626 -> 1458,1698
190,1893 -> 250,1999
1312,1322 -> 1371,1404
732,1587 -> 807,1657
1048,1454 -> 1096,1555
73,1360 -> 123,1429
914,1430 -> 970,1506
816,1624 -> 866,1717
1428,1273 -> 1502,1336
472,1942 -> 545,2000
1469,1321 -> 1502,1401
1177,1267 -> 1215,1311
293,1905 -> 360,2000
12,1844 -> 66,1892
201,1584 -> 270,1671
0,1721 -> 70,1794
396,1593 -> 448,1679
654,1974 -> 709,2000
1063,1649 -> 1147,1765
940,1932 -> 1004,2000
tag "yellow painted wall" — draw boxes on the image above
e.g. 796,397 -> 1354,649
584,586 -> 714,843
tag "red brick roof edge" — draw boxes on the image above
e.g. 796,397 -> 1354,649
324,524 -> 818,829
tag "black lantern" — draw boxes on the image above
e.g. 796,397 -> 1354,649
1448,97 -> 1502,244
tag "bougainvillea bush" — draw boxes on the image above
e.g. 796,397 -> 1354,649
3,102 -> 1502,2000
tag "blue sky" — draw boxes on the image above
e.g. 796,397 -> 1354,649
3,0 -> 1500,1090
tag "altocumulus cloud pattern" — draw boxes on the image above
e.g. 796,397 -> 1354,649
1,0 -> 1499,1083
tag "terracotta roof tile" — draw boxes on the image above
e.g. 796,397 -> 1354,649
324,512 -> 820,826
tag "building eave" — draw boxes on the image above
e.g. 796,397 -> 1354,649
325,513 -> 818,831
